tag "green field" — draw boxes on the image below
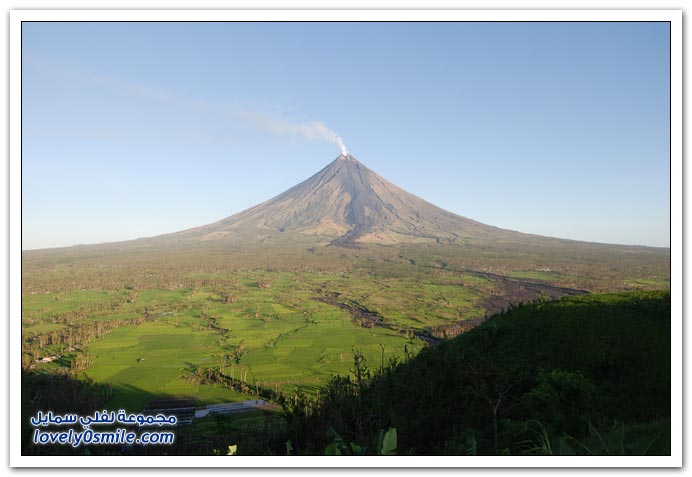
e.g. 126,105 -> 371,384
82,301 -> 420,409
508,270 -> 560,281
84,321 -> 247,410
625,276 -> 671,289
22,271 -> 447,410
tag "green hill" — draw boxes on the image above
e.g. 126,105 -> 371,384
282,290 -> 671,456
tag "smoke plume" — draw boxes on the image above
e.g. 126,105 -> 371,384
237,110 -> 348,155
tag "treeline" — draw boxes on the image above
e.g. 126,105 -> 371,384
182,365 -> 308,409
21,246 -> 352,294
22,286 -> 197,367
22,315 -> 147,368
429,316 -> 489,339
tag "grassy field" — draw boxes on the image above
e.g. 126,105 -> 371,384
84,321 -> 248,410
23,271 -> 441,410
508,270 -> 560,281
82,299 -> 421,409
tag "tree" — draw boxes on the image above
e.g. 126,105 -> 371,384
464,360 -> 525,453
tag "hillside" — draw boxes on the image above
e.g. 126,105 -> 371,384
280,290 -> 671,456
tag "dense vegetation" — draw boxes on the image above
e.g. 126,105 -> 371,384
274,290 -> 671,456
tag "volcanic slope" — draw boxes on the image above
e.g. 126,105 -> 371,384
156,153 -> 528,247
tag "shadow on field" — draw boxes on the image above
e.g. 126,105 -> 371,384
22,372 -> 209,455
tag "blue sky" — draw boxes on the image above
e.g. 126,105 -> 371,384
22,21 -> 670,249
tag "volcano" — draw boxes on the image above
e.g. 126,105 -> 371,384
159,153 -> 524,247
24,152 -> 669,297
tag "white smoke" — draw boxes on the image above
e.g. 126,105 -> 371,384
236,110 -> 348,155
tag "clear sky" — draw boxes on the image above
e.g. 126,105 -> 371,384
21,21 -> 671,249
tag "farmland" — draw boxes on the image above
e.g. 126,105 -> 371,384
20,240 -> 670,456
22,239 -> 670,409
22,269 -> 441,410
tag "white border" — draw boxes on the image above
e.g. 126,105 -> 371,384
9,9 -> 682,468
6,8 -> 684,22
